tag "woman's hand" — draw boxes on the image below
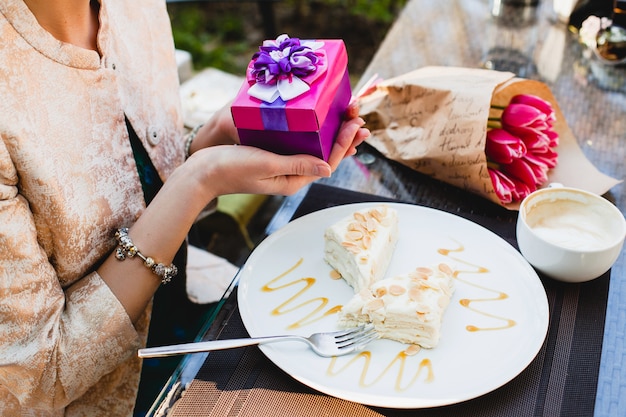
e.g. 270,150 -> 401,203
186,102 -> 239,153
185,102 -> 369,198
328,102 -> 370,169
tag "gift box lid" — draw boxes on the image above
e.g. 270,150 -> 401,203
231,38 -> 349,132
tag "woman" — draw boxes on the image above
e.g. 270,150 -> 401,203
0,0 -> 369,415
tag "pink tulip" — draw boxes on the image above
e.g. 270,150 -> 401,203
522,156 -> 550,185
488,168 -> 536,204
546,128 -> 559,148
510,94 -> 556,124
514,129 -> 550,151
485,129 -> 527,164
511,180 -> 535,202
486,94 -> 559,204
502,104 -> 552,135
500,158 -> 541,187
527,146 -> 558,169
488,168 -> 514,204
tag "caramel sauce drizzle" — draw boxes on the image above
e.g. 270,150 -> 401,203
438,241 -> 516,332
328,351 -> 434,390
261,258 -> 342,330
259,238 -> 516,392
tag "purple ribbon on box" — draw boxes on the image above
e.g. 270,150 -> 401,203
260,98 -> 289,131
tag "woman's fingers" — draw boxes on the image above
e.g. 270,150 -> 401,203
188,145 -> 330,196
327,117 -> 369,169
344,102 -> 360,120
187,102 -> 370,199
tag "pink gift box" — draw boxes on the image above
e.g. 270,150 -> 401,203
231,38 -> 351,161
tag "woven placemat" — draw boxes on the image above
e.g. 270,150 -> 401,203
168,183 -> 609,417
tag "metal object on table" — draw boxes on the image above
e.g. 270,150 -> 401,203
483,0 -> 542,77
138,324 -> 377,358
490,0 -> 540,18
595,0 -> 626,64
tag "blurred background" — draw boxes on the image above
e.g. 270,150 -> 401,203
166,0 -> 407,85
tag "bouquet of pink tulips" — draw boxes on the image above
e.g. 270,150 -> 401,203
357,67 -> 566,208
485,94 -> 559,204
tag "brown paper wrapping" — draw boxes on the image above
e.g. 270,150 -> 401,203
357,66 -> 621,209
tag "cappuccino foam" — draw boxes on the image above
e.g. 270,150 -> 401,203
527,200 -> 612,251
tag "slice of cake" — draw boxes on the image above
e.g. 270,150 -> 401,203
324,205 -> 399,292
337,263 -> 455,348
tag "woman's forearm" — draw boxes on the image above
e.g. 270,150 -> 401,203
95,165 -> 215,323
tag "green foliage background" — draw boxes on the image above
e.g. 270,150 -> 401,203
167,0 -> 405,75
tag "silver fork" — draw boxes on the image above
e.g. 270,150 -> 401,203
137,324 -> 378,358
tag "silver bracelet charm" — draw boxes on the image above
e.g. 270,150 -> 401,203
114,228 -> 178,284
184,123 -> 204,159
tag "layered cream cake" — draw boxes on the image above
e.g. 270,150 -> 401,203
323,205 -> 399,292
337,264 -> 455,348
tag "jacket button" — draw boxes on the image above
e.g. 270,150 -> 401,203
147,129 -> 160,146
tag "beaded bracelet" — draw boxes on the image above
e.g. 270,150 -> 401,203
184,123 -> 204,159
114,228 -> 178,284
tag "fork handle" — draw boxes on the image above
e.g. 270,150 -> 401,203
137,335 -> 301,358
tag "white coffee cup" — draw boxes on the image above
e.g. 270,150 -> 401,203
516,185 -> 626,283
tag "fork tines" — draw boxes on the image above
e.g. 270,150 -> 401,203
336,324 -> 378,350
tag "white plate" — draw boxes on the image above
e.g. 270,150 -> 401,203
237,202 -> 549,408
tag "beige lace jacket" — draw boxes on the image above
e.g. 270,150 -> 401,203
0,0 -> 185,415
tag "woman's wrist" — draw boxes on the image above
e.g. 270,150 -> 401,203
114,227 -> 178,284
97,165 -> 218,323
186,105 -> 239,156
